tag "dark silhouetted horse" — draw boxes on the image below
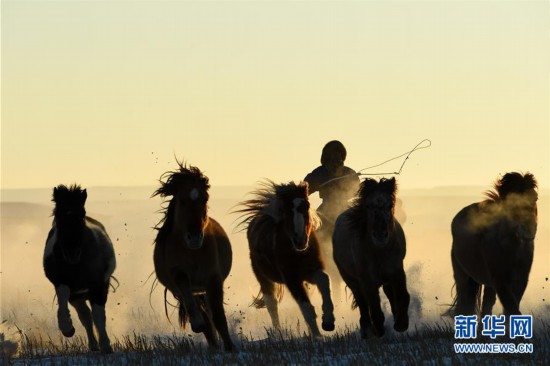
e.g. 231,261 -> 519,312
448,172 -> 538,317
43,184 -> 116,353
333,177 -> 409,338
153,162 -> 234,351
236,181 -> 335,337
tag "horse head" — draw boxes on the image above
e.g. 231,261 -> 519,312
52,184 -> 87,264
357,177 -> 397,247
264,182 -> 318,251
494,172 -> 538,245
154,162 -> 210,250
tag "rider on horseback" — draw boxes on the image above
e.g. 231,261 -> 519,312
304,140 -> 360,227
304,141 -> 360,302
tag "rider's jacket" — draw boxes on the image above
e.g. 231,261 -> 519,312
304,165 -> 360,224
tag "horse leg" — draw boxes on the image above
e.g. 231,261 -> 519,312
494,282 -> 521,316
511,262 -> 532,313
206,277 -> 235,352
55,285 -> 75,337
382,284 -> 396,316
364,284 -> 385,337
173,271 -> 205,333
388,269 -> 410,332
327,264 -> 342,304
70,297 -> 99,351
286,279 -> 321,337
340,274 -> 371,339
452,253 -> 479,316
455,277 -> 480,316
310,270 -> 335,331
89,282 -> 112,354
251,263 -> 281,328
481,286 -> 497,318
318,228 -> 341,303
197,294 -> 219,350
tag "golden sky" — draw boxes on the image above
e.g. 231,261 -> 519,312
2,1 -> 549,189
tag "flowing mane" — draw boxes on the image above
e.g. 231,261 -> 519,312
484,172 -> 538,202
347,177 -> 397,233
235,180 -> 319,231
152,161 -> 210,245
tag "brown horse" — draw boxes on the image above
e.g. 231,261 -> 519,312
333,177 -> 409,338
448,172 -> 538,317
236,181 -> 335,337
153,162 -> 234,351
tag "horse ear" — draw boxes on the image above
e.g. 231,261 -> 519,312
386,177 -> 397,193
53,187 -> 59,201
81,189 -> 88,204
263,199 -> 281,223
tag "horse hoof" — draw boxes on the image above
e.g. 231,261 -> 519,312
100,345 -> 113,354
394,320 -> 409,333
62,327 -> 75,337
191,324 -> 206,334
224,342 -> 236,352
373,325 -> 385,338
322,322 -> 335,332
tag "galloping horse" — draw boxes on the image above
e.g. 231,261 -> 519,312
236,181 -> 335,337
43,184 -> 116,353
448,172 -> 538,317
333,177 -> 409,338
153,162 -> 234,351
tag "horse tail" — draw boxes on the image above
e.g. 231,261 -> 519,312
346,286 -> 358,310
161,287 -> 180,327
475,285 -> 482,315
177,293 -> 207,328
251,288 -> 265,308
443,282 -> 482,317
251,284 -> 284,309
163,287 -> 173,325
443,283 -> 458,317
109,275 -> 120,293
160,287 -> 191,328
177,299 -> 189,329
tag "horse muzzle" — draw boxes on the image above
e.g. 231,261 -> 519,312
517,223 -> 537,244
371,230 -> 390,247
291,233 -> 309,251
62,249 -> 82,264
185,232 -> 205,250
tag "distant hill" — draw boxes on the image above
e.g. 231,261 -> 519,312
0,202 -> 51,218
2,185 -> 548,204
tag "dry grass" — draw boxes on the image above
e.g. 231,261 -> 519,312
3,316 -> 549,365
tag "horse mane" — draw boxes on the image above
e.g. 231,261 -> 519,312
484,172 -> 538,202
152,161 -> 210,245
51,184 -> 87,215
347,177 -> 397,233
52,184 -> 85,198
234,180 -> 319,231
